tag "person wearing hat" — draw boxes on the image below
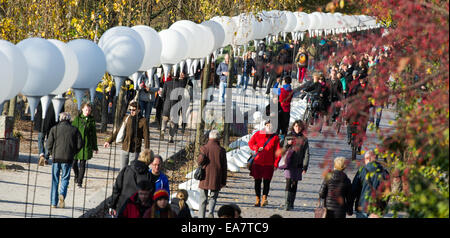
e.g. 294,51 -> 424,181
248,120 -> 281,207
144,189 -> 176,218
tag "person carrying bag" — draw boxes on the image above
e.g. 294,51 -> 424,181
248,120 -> 281,207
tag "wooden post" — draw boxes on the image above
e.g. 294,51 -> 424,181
8,96 -> 16,118
100,83 -> 108,132
194,55 -> 211,159
112,76 -> 127,134
223,47 -> 235,147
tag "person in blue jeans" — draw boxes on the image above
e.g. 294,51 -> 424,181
241,52 -> 255,92
216,54 -> 230,103
46,112 -> 83,208
34,101 -> 57,166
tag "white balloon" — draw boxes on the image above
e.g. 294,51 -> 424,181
310,12 -> 324,31
260,10 -> 275,35
283,11 -> 297,33
343,15 -> 356,28
232,14 -> 254,46
197,24 -> 215,58
47,39 -> 79,95
101,35 -> 144,77
0,40 -> 28,100
67,39 -> 106,89
172,20 -> 205,59
201,20 -> 225,51
159,29 -> 188,65
256,12 -> 272,39
98,26 -> 145,54
250,16 -> 263,40
294,12 -> 310,32
131,25 -> 163,71
0,51 -> 14,103
171,20 -> 198,29
211,16 -> 237,47
170,22 -> 196,59
17,38 -> 65,97
270,10 -> 287,34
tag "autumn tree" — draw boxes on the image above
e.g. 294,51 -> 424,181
321,0 -> 449,218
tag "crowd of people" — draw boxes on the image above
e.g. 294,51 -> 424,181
33,29 -> 392,218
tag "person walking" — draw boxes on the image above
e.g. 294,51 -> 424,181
346,75 -> 370,151
307,43 -> 317,71
318,157 -> 353,218
160,72 -> 185,143
248,120 -> 281,207
117,180 -> 154,218
272,76 -> 293,143
34,101 -> 57,166
326,69 -> 343,122
108,149 -> 156,217
351,150 -> 390,218
295,46 -> 309,83
253,51 -> 267,91
216,54 -> 230,103
265,54 -> 282,95
104,101 -> 150,169
71,102 -> 98,188
240,52 -> 255,92
46,112 -> 83,208
197,130 -> 228,218
280,120 -> 310,211
137,71 -> 159,123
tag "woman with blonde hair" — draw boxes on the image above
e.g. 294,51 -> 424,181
318,157 -> 353,218
108,149 -> 156,217
170,189 -> 192,218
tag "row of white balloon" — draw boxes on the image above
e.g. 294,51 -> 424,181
0,10 -> 379,123
0,38 -> 104,122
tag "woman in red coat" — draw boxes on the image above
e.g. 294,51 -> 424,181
248,120 -> 281,207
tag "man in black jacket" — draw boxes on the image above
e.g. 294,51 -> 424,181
253,52 -> 267,90
160,72 -> 187,143
109,149 -> 156,217
327,69 -> 344,122
34,101 -> 57,166
47,112 -> 83,208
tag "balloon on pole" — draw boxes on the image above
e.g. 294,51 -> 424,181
17,38 -> 65,121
